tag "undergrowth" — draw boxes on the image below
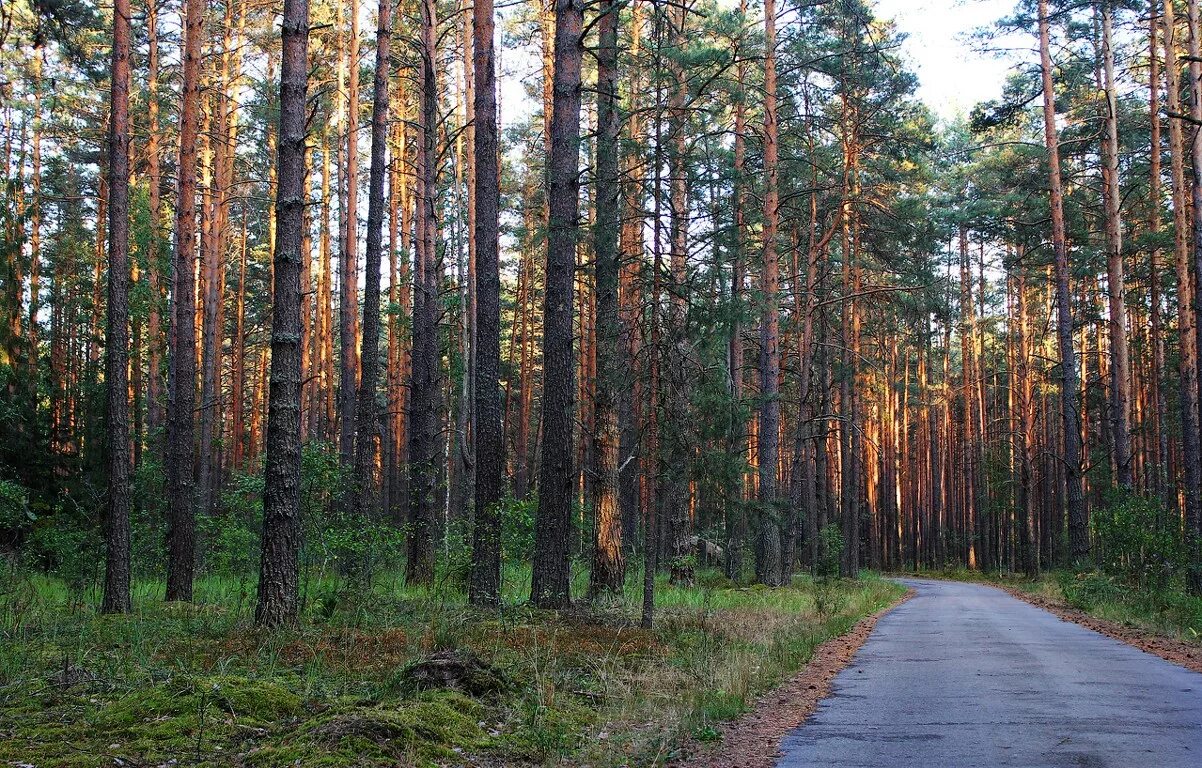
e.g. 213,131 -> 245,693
0,563 -> 903,767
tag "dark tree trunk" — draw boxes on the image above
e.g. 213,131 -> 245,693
165,0 -> 204,602
101,0 -> 133,615
1183,0 -> 1202,591
407,0 -> 440,586
531,0 -> 583,609
352,0 -> 394,524
470,0 -> 505,606
256,0 -> 310,628
588,0 -> 624,597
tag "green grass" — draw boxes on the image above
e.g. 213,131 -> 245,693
903,566 -> 1202,644
0,564 -> 904,767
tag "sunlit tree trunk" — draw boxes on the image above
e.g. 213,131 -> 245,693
339,0 -> 362,464
1162,0 -> 1202,589
1038,0 -> 1087,563
1100,0 -> 1133,490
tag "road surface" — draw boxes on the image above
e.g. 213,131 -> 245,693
776,578 -> 1202,767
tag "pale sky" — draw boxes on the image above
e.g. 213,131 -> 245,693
874,0 -> 1027,121
494,0 -> 1026,139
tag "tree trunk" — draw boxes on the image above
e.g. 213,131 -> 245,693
165,0 -> 204,602
352,0 -> 394,525
588,0 -> 624,597
532,0 -> 583,609
757,0 -> 783,587
470,0 -> 505,605
339,0 -> 362,464
256,0 -> 310,628
1100,0 -> 1133,490
1038,0 -> 1088,563
407,0 -> 440,586
101,0 -> 133,615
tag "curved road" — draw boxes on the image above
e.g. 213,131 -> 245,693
777,578 -> 1202,767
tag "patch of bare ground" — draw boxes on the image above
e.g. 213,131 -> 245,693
671,589 -> 913,768
1001,587 -> 1202,674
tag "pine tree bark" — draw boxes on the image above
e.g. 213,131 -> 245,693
339,0 -> 362,464
101,0 -> 133,615
1180,0 -> 1202,591
165,0 -> 204,602
588,0 -> 624,597
1100,0 -> 1133,490
256,0 -> 310,628
532,0 -> 584,609
1038,0 -> 1088,563
407,0 -> 440,586
352,0 -> 394,523
666,2 -> 692,586
756,0 -> 783,587
726,0 -> 748,581
470,0 -> 505,605
1148,0 -> 1168,496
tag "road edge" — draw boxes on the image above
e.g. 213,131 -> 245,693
670,587 -> 914,768
998,586 -> 1202,674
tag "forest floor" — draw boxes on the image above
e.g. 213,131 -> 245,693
0,566 -> 903,767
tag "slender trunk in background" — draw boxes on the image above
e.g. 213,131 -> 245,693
28,58 -> 40,388
352,0 -> 394,522
256,0 -> 310,627
1184,0 -> 1202,591
339,0 -> 362,464
959,227 -> 978,569
1101,0 -> 1133,490
232,227 -> 247,468
470,0 -> 505,605
757,0 -> 783,587
666,2 -> 692,586
101,0 -> 133,615
618,2 -> 645,554
1038,0 -> 1087,563
1148,0 -> 1168,496
165,0 -> 204,602
588,0 -> 624,597
319,130 -> 337,441
144,0 -> 165,437
726,0 -> 748,581
532,0 -> 583,608
1163,0 -> 1202,576
1016,258 -> 1039,577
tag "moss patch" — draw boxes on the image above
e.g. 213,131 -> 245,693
247,690 -> 488,768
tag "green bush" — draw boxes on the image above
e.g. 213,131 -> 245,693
1057,570 -> 1123,610
1091,492 -> 1180,590
500,494 -> 537,561
0,478 -> 33,538
816,523 -> 843,579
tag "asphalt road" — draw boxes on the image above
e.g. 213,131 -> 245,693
776,578 -> 1202,767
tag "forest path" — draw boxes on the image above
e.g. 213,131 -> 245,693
775,578 -> 1202,767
